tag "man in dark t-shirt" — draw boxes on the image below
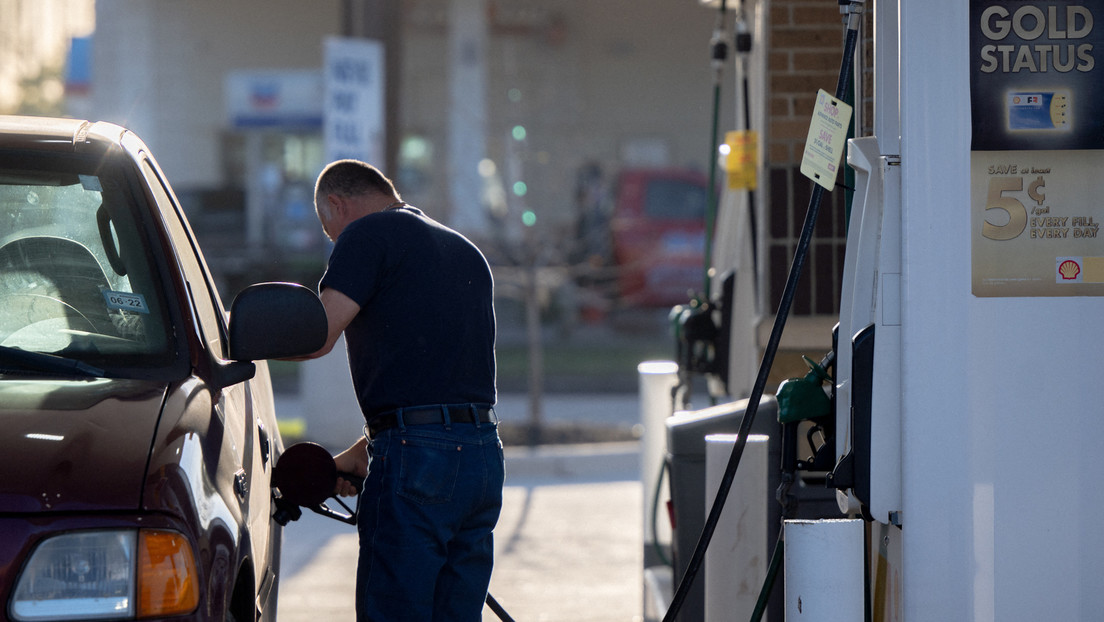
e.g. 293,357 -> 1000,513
293,159 -> 503,621
322,197 -> 497,414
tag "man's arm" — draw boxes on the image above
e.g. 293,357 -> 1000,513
284,287 -> 361,360
284,286 -> 368,496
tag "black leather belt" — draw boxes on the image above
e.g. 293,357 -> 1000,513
367,403 -> 496,439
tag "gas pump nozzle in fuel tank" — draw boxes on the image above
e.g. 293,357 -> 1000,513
272,441 -> 363,526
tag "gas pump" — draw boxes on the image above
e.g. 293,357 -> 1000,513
671,0 -> 766,408
825,134 -> 902,525
661,0 -> 1104,620
786,1 -> 1104,620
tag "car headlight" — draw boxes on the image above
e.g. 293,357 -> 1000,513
10,529 -> 199,621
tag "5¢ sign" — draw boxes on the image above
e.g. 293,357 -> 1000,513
981,174 -> 1045,241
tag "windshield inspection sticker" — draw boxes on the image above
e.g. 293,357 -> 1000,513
103,290 -> 150,314
801,89 -> 853,191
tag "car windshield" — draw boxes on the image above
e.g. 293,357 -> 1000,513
0,156 -> 173,374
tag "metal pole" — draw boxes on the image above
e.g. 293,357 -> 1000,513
345,0 -> 403,175
702,0 -> 729,302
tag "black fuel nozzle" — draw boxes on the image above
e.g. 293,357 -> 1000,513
272,442 -> 363,526
670,271 -> 738,401
673,298 -> 719,376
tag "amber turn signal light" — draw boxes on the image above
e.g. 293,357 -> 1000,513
137,530 -> 200,617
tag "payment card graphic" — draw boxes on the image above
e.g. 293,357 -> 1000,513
1007,90 -> 1070,131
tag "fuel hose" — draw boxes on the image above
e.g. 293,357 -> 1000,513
661,5 -> 863,620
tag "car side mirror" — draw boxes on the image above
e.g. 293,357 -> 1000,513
228,282 -> 327,361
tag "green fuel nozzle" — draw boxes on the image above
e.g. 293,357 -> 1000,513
776,354 -> 833,424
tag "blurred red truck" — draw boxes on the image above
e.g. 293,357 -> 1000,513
610,168 -> 709,306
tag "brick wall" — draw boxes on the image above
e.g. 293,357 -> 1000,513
768,0 -> 850,163
762,0 -> 873,315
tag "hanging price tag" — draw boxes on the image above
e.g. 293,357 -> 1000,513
800,89 -> 852,191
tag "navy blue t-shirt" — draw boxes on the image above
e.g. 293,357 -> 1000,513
319,206 -> 496,419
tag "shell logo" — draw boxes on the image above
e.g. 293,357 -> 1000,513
1059,259 -> 1081,280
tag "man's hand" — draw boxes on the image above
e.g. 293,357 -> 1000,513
333,437 -> 370,497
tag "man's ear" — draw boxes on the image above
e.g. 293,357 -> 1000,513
327,193 -> 345,216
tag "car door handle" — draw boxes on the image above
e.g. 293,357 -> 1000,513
257,420 -> 271,469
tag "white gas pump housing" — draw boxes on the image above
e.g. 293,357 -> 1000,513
822,1 -> 1104,619
831,135 -> 901,524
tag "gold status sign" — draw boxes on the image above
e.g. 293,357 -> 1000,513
970,1 -> 1104,296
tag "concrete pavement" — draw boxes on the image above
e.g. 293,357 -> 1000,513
275,439 -> 646,622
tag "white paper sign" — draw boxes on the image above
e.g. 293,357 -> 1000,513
324,37 -> 385,164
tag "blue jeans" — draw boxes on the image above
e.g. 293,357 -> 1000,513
356,417 -> 504,621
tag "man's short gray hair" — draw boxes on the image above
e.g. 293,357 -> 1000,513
315,159 -> 401,201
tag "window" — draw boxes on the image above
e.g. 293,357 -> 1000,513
141,160 -> 228,360
0,157 -> 172,365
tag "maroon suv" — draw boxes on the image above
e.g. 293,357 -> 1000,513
0,116 -> 325,622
